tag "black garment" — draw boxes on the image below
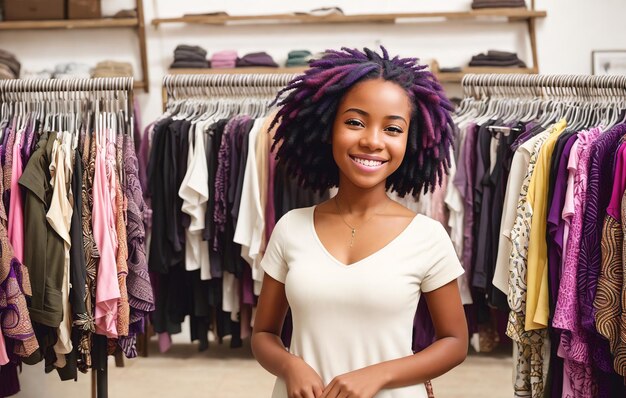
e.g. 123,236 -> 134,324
176,120 -> 191,261
204,119 -> 227,279
54,147 -> 88,381
469,50 -> 526,68
69,147 -> 87,316
224,118 -> 254,277
471,121 -> 496,291
487,123 -> 522,310
543,132 -> 576,398
147,118 -> 174,274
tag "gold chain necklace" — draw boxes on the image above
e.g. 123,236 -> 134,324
334,196 -> 391,247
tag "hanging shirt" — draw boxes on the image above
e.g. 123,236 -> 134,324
0,331 -> 8,365
261,206 -> 464,398
93,128 -> 121,338
115,133 -> 130,338
444,154 -> 472,305
457,123 -> 478,275
0,153 -> 38,360
525,119 -> 566,330
119,133 -> 154,359
20,131 -> 66,328
493,130 -> 548,294
7,128 -> 24,264
553,127 -> 601,398
577,124 -> 626,395
179,122 -> 210,279
594,138 -> 626,377
507,127 -> 551,398
46,132 -> 74,368
234,118 -> 266,274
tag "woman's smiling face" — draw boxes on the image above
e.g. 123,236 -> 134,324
331,78 -> 412,190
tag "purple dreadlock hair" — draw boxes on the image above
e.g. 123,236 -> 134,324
269,46 -> 455,197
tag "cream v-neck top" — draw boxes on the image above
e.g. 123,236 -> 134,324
260,206 -> 464,398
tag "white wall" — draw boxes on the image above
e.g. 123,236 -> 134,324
1,0 -> 625,124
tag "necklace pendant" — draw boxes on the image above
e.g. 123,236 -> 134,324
350,228 -> 355,247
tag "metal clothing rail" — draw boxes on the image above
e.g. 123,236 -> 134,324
461,73 -> 626,99
162,73 -> 299,106
0,76 -> 135,398
0,77 -> 134,94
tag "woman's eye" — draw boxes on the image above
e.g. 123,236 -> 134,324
345,119 -> 364,127
385,126 -> 403,135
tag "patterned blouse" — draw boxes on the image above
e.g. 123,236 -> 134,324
507,128 -> 550,398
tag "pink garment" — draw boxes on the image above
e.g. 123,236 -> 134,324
0,331 -> 8,365
93,131 -> 121,338
8,135 -> 24,263
158,332 -> 172,353
212,50 -> 238,61
553,128 -> 601,397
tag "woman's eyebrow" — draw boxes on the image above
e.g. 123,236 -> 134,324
386,115 -> 408,124
343,108 -> 368,116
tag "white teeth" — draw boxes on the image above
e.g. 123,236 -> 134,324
353,157 -> 383,167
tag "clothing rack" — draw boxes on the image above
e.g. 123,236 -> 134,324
461,73 -> 626,98
161,73 -> 298,109
0,76 -> 135,398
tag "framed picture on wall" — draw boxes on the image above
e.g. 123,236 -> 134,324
592,50 -> 626,75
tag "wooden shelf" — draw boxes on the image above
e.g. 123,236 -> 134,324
153,9 -> 546,27
0,1 -> 149,92
0,18 -> 139,30
133,80 -> 147,90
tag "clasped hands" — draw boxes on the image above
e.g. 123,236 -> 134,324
284,356 -> 386,398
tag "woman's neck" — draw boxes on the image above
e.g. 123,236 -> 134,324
334,177 -> 390,216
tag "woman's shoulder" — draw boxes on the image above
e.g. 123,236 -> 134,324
274,206 -> 315,231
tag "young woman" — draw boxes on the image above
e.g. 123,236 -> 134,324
252,47 -> 468,398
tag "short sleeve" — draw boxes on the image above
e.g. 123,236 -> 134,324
259,213 -> 289,283
421,222 -> 465,293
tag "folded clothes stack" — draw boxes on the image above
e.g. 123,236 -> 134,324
469,50 -> 526,67
170,44 -> 209,69
0,50 -> 20,79
92,60 -> 134,77
53,62 -> 92,79
236,52 -> 278,68
211,50 -> 238,69
471,0 -> 526,9
286,50 -> 313,67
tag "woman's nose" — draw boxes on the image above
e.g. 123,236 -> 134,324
359,128 -> 384,151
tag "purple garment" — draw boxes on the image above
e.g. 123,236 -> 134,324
510,122 -> 537,152
0,361 -> 20,397
236,52 -> 279,68
19,119 -> 35,168
119,134 -> 155,358
577,123 -> 626,394
607,142 -> 626,219
241,264 -> 254,306
546,132 -> 577,398
453,123 -> 477,272
2,124 -> 15,213
213,117 -> 240,250
547,133 -> 578,305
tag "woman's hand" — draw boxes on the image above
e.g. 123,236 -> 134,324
320,367 -> 386,398
284,356 -> 325,398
